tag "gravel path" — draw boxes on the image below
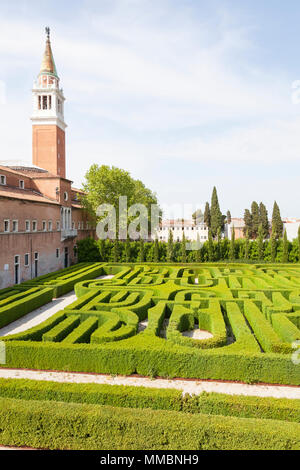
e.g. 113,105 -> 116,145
0,368 -> 299,399
182,329 -> 213,340
0,275 -> 113,338
0,291 -> 77,337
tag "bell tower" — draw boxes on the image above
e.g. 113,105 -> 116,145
31,27 -> 67,178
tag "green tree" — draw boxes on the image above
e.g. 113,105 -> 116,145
192,209 -> 204,225
271,233 -> 277,263
244,230 -> 250,260
259,202 -> 269,239
229,226 -> 235,260
113,238 -> 119,262
272,201 -> 283,240
82,164 -> 159,237
167,230 -> 174,262
125,236 -> 131,262
215,227 -> 222,261
243,209 -> 252,238
98,238 -> 106,261
181,233 -> 187,263
282,230 -> 289,263
257,224 -> 264,261
208,230 -> 214,261
195,233 -> 201,263
138,237 -> 144,262
210,187 -> 223,237
251,201 -> 260,238
154,237 -> 159,263
204,202 -> 211,229
226,210 -> 232,225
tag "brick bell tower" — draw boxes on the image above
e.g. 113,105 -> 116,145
31,27 -> 67,178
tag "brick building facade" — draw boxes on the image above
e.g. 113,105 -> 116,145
0,29 -> 95,288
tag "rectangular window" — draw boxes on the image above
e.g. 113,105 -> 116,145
38,96 -> 41,110
49,95 -> 52,109
24,253 -> 29,267
42,221 -> 46,231
43,96 -> 47,110
25,220 -> 30,232
19,180 -> 24,189
4,220 -> 9,232
32,220 -> 37,232
56,249 -> 60,258
56,221 -> 60,231
0,175 -> 6,185
78,222 -> 81,230
48,221 -> 53,231
72,222 -> 75,230
34,252 -> 39,261
12,220 -> 18,232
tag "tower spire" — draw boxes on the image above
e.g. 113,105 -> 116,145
31,28 -> 67,178
40,26 -> 58,77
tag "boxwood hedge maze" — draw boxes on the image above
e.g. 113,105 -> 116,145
1,263 -> 300,385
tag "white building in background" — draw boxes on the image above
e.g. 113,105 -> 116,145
155,219 -> 209,242
225,218 -> 245,240
283,218 -> 300,241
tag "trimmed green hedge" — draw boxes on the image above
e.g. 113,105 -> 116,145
0,396 -> 299,449
21,263 -> 105,297
1,338 -> 299,385
0,287 -> 53,329
0,378 -> 299,424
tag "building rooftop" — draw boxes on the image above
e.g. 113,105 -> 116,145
0,185 -> 59,205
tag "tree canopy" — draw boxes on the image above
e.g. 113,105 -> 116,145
81,164 -> 159,238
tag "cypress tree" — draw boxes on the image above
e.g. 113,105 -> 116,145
216,227 -> 222,261
282,230 -> 289,263
125,236 -> 131,262
181,232 -> 186,263
251,201 -> 260,238
257,224 -> 264,261
272,201 -> 283,240
229,226 -> 235,261
167,230 -> 174,262
138,237 -> 144,262
204,202 -> 211,228
271,232 -> 277,263
113,238 -> 119,262
259,202 -> 269,239
244,230 -> 250,260
208,230 -> 214,261
154,237 -> 159,263
195,233 -> 201,263
210,187 -> 223,238
243,209 -> 252,238
99,239 -> 106,261
226,210 -> 232,225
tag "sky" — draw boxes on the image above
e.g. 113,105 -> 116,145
0,0 -> 300,219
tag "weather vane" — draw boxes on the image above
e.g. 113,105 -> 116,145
45,26 -> 50,40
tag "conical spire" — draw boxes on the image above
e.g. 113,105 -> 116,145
40,27 -> 58,77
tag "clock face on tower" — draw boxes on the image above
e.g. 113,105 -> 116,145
31,29 -> 67,178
